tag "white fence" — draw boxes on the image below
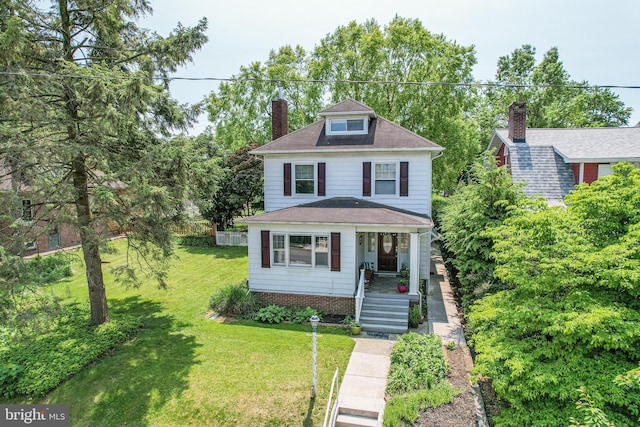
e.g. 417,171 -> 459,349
215,231 -> 248,247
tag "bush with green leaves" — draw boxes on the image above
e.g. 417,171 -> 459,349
469,164 -> 640,426
439,153 -> 528,310
254,305 -> 322,324
384,333 -> 457,426
208,279 -> 260,317
386,333 -> 449,395
408,305 -> 422,328
0,305 -> 140,397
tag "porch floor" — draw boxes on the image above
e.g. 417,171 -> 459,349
366,273 -> 407,295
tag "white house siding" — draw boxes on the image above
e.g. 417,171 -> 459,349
263,152 -> 433,216
419,232 -> 431,280
247,223 -> 356,297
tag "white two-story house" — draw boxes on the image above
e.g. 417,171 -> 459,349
244,98 -> 444,332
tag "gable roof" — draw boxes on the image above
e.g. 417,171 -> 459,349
252,99 -> 443,155
492,127 -> 640,163
243,197 -> 433,227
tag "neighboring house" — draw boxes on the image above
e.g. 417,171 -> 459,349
0,161 -> 121,256
244,98 -> 444,332
488,102 -> 640,204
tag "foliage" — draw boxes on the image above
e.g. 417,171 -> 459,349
476,44 -> 631,145
176,235 -> 214,247
0,363 -> 24,398
0,252 -> 73,345
446,341 -> 456,351
383,381 -> 458,427
199,143 -> 263,229
469,163 -> 640,426
431,194 -> 448,229
569,387 -> 615,427
0,305 -> 140,397
408,305 -> 422,328
0,0 -> 209,324
208,279 -> 260,318
254,304 -> 322,324
387,333 -> 449,395
206,16 -> 481,192
439,152 -> 529,309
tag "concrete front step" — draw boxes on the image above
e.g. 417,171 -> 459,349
360,294 -> 409,334
335,407 -> 380,427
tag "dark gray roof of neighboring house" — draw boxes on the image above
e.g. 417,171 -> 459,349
493,127 -> 640,162
243,197 -> 433,227
252,100 -> 443,154
509,145 -> 576,204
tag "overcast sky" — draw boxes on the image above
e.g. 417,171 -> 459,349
140,0 -> 640,134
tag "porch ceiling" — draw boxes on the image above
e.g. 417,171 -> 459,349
243,197 -> 433,227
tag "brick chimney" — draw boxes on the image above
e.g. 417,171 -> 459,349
508,102 -> 526,142
271,93 -> 288,141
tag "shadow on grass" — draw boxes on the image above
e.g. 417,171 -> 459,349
303,396 -> 316,427
50,296 -> 201,426
178,245 -> 248,259
219,319 -> 351,337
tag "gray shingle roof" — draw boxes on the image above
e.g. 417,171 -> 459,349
494,127 -> 640,162
243,197 -> 433,227
252,100 -> 443,154
509,145 -> 576,204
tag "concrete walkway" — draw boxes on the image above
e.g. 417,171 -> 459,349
334,243 -> 465,426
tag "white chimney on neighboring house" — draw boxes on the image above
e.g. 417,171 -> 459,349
508,102 -> 526,142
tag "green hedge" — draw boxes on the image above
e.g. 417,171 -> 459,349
177,235 -> 214,247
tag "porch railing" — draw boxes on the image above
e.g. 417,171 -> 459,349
355,268 -> 365,323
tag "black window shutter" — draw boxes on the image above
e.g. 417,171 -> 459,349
283,163 -> 291,196
400,161 -> 409,196
318,163 -> 326,196
363,162 -> 371,197
261,230 -> 270,268
331,232 -> 341,272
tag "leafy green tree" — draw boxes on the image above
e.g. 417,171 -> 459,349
205,16 -> 481,192
476,45 -> 631,145
0,0 -> 207,324
469,164 -> 640,426
438,152 -> 528,309
206,45 -> 322,151
200,143 -> 263,229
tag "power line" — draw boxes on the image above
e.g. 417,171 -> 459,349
1,70 -> 640,90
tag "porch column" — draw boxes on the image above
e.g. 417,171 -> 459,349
409,232 -> 419,295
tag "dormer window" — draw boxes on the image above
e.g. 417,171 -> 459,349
327,117 -> 367,135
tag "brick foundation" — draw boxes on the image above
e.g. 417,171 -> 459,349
253,292 -> 355,316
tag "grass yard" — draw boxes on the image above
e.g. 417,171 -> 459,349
17,240 -> 354,426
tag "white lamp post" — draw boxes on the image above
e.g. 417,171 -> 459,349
310,314 -> 320,398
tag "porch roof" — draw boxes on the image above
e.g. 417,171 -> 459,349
243,197 -> 433,227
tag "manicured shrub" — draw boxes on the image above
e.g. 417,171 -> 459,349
177,235 -> 214,247
208,279 -> 260,317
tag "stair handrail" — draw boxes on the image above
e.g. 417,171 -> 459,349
322,368 -> 340,427
355,268 -> 365,323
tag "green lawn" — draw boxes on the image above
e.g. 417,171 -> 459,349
24,241 -> 354,426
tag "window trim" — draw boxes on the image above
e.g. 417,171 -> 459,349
271,232 -> 330,269
293,163 -> 316,196
373,162 -> 398,196
326,117 -> 368,135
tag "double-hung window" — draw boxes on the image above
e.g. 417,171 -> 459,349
374,163 -> 397,195
271,233 -> 329,268
295,164 -> 315,195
